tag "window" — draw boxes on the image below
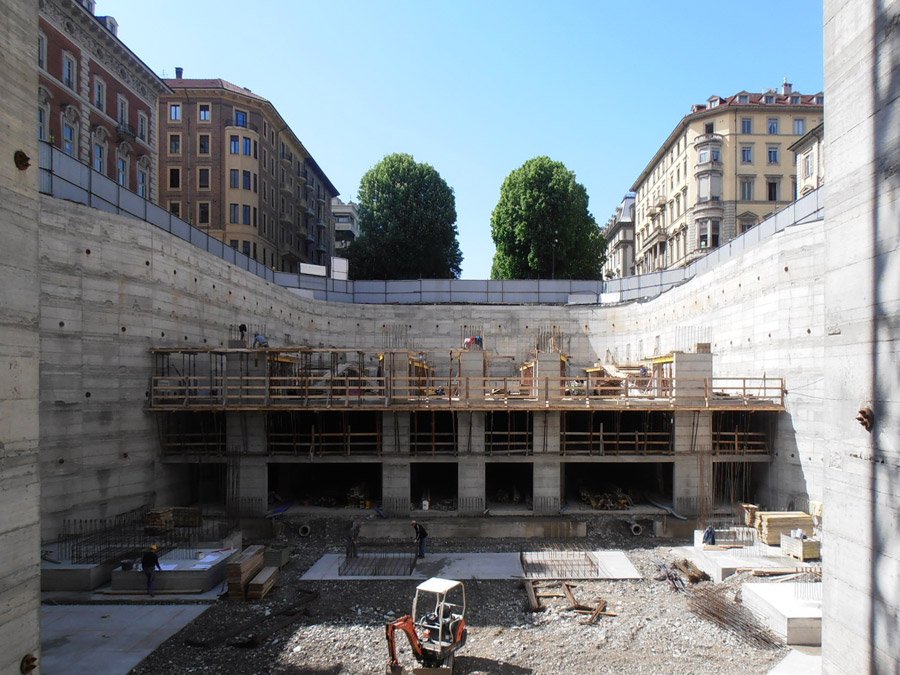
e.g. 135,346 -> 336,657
230,135 -> 239,154
198,202 -> 210,225
169,104 -> 181,121
767,146 -> 779,164
117,96 -> 128,124
816,95 -> 824,104
697,174 -> 722,201
252,242 -> 257,260
764,95 -> 774,104
704,122 -> 714,134
137,168 -> 147,198
230,240 -> 239,250
169,202 -> 181,217
137,113 -> 147,141
253,140 -> 258,159
229,169 -> 239,188
698,147 -> 709,163
793,118 -> 806,135
198,134 -> 210,154
699,219 -> 720,248
253,173 -> 258,193
767,180 -> 779,201
198,168 -> 210,189
93,142 -> 104,172
790,95 -> 800,104
198,104 -> 210,121
38,31 -> 47,70
711,147 -> 721,162
243,137 -> 251,156
117,156 -> 127,187
740,178 -> 754,201
242,241 -> 251,256
243,170 -> 251,190
93,78 -> 106,111
253,207 -> 257,227
38,106 -> 46,140
739,216 -> 757,233
169,134 -> 180,154
767,118 -> 779,134
63,52 -> 76,89
63,123 -> 76,156
243,205 -> 251,225
804,152 -> 814,178
741,146 -> 753,163
229,204 -> 239,224
741,118 -> 752,134
738,94 -> 749,104
235,110 -> 247,127
169,167 -> 180,189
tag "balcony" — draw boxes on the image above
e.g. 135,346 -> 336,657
693,160 -> 723,175
316,241 -> 328,253
116,122 -> 136,142
281,151 -> 293,168
279,182 -> 293,196
692,198 -> 724,217
305,201 -> 316,216
693,133 -> 724,146
279,211 -> 292,226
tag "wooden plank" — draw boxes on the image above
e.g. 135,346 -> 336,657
524,580 -> 543,612
584,599 -> 608,625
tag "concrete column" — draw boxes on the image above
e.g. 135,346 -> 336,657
672,410 -> 712,515
533,411 -> 560,455
536,352 -> 564,401
456,411 -> 484,455
382,411 -> 410,455
533,458 -> 561,514
0,0 -> 42,669
672,351 -> 713,403
226,457 -> 267,516
458,351 -> 485,400
382,459 -> 410,516
226,412 -> 267,456
457,457 -> 485,515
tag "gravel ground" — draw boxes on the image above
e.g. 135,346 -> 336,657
131,516 -> 788,675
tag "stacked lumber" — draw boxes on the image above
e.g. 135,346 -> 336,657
172,506 -> 202,527
246,566 -> 279,600
264,547 -> 290,569
756,511 -> 814,545
741,503 -> 760,527
146,508 -> 174,533
227,545 -> 265,599
780,534 -> 821,561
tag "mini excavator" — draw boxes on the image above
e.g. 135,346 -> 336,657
385,577 -> 468,674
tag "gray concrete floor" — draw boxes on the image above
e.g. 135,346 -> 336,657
41,604 -> 209,675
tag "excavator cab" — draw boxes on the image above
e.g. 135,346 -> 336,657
386,578 -> 467,673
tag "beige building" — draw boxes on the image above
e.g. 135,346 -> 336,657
631,83 -> 823,272
601,194 -> 635,279
331,197 -> 360,254
158,71 -> 338,273
789,122 -> 824,197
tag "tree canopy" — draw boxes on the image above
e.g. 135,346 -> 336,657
347,153 -> 463,280
490,156 -> 606,280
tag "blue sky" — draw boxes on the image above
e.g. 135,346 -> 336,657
104,0 -> 824,279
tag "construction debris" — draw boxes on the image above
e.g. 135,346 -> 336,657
688,586 -> 782,650
651,557 -> 687,592
146,508 -> 174,533
674,559 -> 710,583
226,545 -> 265,599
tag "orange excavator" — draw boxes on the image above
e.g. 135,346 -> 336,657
385,578 -> 468,674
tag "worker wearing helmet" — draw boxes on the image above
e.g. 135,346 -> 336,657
141,545 -> 162,597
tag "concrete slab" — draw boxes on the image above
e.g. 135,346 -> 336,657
674,545 -> 812,583
301,551 -> 640,581
111,548 -> 237,592
743,583 -> 822,646
766,647 -> 822,675
41,604 -> 209,675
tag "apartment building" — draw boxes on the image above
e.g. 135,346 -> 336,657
790,122 -> 825,197
331,197 -> 360,254
601,194 -> 636,279
630,82 -> 823,273
38,0 -> 170,201
158,71 -> 338,273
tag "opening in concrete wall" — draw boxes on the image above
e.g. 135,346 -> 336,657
485,462 -> 533,512
188,462 -> 227,508
486,411 -> 533,455
267,463 -> 382,509
712,460 -> 767,508
160,412 -> 225,455
561,411 -> 673,455
267,411 -> 381,455
562,462 -> 673,512
711,411 -> 775,455
410,411 -> 457,455
410,462 -> 458,511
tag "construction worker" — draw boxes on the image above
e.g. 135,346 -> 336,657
412,520 -> 428,558
345,521 -> 361,558
141,544 -> 162,597
253,333 -> 269,348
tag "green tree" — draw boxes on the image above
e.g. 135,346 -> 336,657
490,156 -> 606,280
348,153 -> 462,279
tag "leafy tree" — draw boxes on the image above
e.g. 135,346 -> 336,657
348,153 -> 462,279
490,156 -> 606,280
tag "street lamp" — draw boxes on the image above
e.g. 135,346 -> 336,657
551,234 -> 558,279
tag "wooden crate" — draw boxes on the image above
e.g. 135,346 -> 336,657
780,534 -> 821,561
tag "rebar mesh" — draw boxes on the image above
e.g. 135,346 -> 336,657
338,551 -> 417,576
520,547 -> 599,579
688,585 -> 782,650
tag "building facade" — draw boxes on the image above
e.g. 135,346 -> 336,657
631,83 -> 823,273
158,72 -> 338,273
331,197 -> 360,254
38,0 -> 169,202
601,194 -> 635,279
789,122 -> 825,198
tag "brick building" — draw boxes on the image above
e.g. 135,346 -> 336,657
158,72 -> 339,273
38,0 -> 170,202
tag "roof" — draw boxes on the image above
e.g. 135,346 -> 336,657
417,578 -> 463,594
788,122 -> 825,152
163,78 -> 268,102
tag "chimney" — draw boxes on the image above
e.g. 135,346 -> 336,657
782,78 -> 792,95
175,67 -> 183,79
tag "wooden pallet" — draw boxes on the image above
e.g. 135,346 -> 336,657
780,534 -> 821,561
247,566 -> 279,600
